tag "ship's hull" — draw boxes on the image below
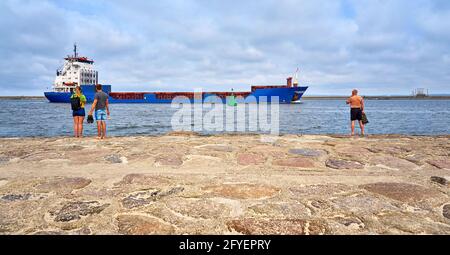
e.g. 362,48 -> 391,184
45,85 -> 308,104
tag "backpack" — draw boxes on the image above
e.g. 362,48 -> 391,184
71,95 -> 81,111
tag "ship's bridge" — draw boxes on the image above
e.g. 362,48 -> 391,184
53,44 -> 98,92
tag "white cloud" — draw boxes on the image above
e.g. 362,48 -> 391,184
0,0 -> 449,95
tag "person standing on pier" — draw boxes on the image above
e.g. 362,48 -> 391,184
346,89 -> 365,136
71,86 -> 87,138
88,84 -> 110,139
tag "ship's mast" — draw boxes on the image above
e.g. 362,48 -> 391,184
293,68 -> 299,87
74,43 -> 78,58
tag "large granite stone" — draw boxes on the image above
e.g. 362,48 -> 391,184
430,176 -> 448,186
203,183 -> 280,199
402,154 -> 427,165
332,194 -> 399,214
427,159 -> 450,170
272,157 -> 315,168
122,189 -> 160,209
155,154 -> 183,166
335,146 -> 371,158
191,147 -> 233,159
369,155 -> 418,170
115,174 -> 172,187
52,201 -> 109,222
104,154 -> 123,164
200,145 -> 234,152
122,187 -> 184,209
325,159 -> 364,169
308,199 -> 336,211
1,193 -> 32,202
288,149 -> 326,157
249,202 -> 310,218
166,198 -> 231,219
443,204 -> 450,220
377,213 -> 450,234
36,177 -> 91,193
227,219 -> 329,235
330,216 -> 365,233
237,153 -> 266,165
117,215 -> 175,235
289,184 -> 351,197
360,182 -> 439,202
366,145 -> 411,155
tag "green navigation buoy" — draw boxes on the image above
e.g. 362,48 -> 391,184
227,96 -> 237,106
227,89 -> 237,106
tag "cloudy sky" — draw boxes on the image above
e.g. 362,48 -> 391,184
1,0 -> 449,96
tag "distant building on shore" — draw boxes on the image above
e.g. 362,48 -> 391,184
412,88 -> 429,97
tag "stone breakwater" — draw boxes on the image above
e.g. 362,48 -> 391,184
0,133 -> 449,235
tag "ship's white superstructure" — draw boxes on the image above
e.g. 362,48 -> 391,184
52,44 -> 98,92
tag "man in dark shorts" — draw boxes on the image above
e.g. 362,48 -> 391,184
88,84 -> 110,139
346,89 -> 365,136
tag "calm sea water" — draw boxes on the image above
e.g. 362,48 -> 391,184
0,99 -> 449,137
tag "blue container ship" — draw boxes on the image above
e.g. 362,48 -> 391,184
45,45 -> 308,104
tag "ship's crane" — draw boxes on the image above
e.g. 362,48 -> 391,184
293,68 -> 299,87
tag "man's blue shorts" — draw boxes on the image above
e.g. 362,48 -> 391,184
95,109 -> 107,121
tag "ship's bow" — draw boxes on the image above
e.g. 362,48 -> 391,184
44,91 -> 72,103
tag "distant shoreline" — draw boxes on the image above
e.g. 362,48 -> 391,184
1,95 -> 450,100
0,96 -> 46,100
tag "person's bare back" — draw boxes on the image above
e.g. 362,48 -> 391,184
347,95 -> 363,108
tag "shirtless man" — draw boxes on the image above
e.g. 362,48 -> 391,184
346,89 -> 365,136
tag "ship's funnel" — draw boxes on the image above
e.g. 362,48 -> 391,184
287,77 -> 293,87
